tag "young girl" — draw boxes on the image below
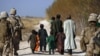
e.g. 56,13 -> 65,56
28,30 -> 37,53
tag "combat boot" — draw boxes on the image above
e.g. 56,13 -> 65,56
14,50 -> 18,56
14,52 -> 18,56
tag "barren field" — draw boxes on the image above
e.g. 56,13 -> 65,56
21,17 -> 44,33
21,17 -> 50,40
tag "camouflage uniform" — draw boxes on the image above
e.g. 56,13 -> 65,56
86,29 -> 100,56
0,14 -> 5,56
8,8 -> 24,55
80,13 -> 98,56
90,15 -> 100,56
81,27 -> 98,50
0,11 -> 12,56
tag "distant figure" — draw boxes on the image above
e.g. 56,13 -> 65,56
56,28 -> 66,55
63,15 -> 76,56
47,31 -> 55,54
38,24 -> 48,52
28,30 -> 37,53
50,16 -> 56,37
55,14 -> 63,34
34,31 -> 40,51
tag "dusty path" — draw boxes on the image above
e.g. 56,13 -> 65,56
17,36 -> 85,56
17,20 -> 86,56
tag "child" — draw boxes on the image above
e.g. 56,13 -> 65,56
38,24 -> 48,52
56,28 -> 66,55
28,30 -> 37,53
47,31 -> 55,54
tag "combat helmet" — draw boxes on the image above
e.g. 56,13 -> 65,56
10,8 -> 16,15
0,11 -> 8,19
88,13 -> 98,22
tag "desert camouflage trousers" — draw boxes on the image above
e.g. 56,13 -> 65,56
0,42 -> 4,56
86,44 -> 100,56
1,39 -> 14,56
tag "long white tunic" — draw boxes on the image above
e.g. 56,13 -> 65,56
63,19 -> 76,50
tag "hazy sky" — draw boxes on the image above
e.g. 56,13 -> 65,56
0,0 -> 54,17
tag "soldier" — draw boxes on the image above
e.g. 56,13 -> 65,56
80,13 -> 98,56
8,8 -> 24,55
0,11 -> 11,56
87,15 -> 100,56
8,8 -> 24,41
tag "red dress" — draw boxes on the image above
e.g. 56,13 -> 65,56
35,35 -> 40,51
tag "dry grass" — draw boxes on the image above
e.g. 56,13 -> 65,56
47,0 -> 100,35
21,17 -> 44,34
